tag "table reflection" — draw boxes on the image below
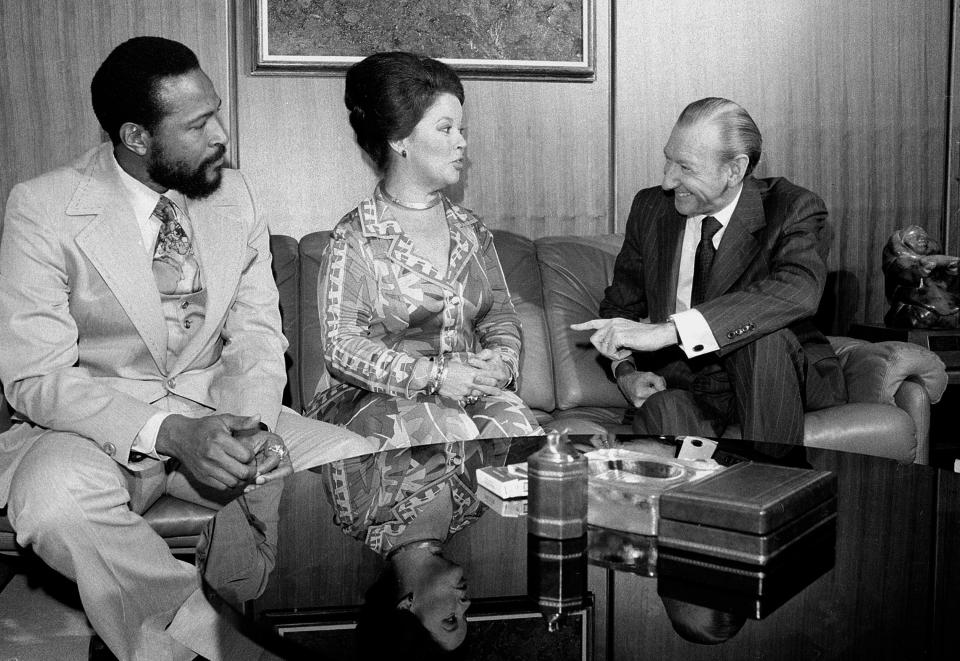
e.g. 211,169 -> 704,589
318,437 -> 512,656
201,434 -> 957,660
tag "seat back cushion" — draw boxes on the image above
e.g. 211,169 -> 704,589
298,231 -> 332,410
536,235 -> 627,410
492,230 -> 555,412
270,234 -> 300,411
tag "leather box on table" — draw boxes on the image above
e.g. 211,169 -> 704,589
657,461 -> 837,564
657,517 -> 837,619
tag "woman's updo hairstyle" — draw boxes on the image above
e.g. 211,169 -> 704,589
345,52 -> 465,172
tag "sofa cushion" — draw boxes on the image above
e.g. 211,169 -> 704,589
298,232 -> 331,410
536,235 -> 627,410
270,235 -> 300,411
492,231 -> 555,412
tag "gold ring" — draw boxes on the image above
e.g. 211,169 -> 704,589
268,443 -> 286,458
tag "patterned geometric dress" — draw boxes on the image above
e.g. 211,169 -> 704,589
321,438 -> 512,556
304,192 -> 541,449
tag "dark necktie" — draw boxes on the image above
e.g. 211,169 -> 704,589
151,195 -> 200,294
691,216 -> 722,307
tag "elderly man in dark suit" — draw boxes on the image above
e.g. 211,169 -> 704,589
573,97 -> 845,447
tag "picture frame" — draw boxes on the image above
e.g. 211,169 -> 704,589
246,0 -> 595,81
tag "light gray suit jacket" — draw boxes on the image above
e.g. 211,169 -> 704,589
0,143 -> 288,505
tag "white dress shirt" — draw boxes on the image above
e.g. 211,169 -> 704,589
111,154 -> 175,458
669,184 -> 743,358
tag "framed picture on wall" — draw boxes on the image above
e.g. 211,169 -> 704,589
246,0 -> 595,80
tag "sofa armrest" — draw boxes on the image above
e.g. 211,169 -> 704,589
828,336 -> 948,405
893,379 -> 931,464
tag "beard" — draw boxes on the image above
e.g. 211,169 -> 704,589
147,143 -> 226,200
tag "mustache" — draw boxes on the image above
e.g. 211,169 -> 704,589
204,144 -> 226,166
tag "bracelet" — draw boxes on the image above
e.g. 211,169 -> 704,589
432,354 -> 448,395
425,354 -> 447,395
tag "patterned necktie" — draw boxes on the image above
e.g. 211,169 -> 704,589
151,195 -> 200,294
691,216 -> 722,307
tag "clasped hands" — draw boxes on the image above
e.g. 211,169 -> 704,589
156,413 -> 292,492
436,348 -> 510,406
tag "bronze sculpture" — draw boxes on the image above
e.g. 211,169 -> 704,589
882,225 -> 960,328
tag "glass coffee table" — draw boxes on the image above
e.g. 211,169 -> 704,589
202,435 -> 960,660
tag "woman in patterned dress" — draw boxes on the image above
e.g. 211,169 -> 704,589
305,52 -> 541,448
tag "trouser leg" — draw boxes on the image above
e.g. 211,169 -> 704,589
632,388 -> 722,437
275,405 -> 378,471
163,456 -> 283,660
6,431 -> 197,661
723,329 -> 807,446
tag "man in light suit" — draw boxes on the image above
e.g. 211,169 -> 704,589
0,37 -> 369,660
573,97 -> 845,448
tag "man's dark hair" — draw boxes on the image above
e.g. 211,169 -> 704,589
677,97 -> 763,177
91,36 -> 200,145
344,51 -> 465,171
355,564 -> 460,660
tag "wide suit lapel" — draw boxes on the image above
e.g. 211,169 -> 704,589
173,193 -> 244,375
649,199 -> 684,320
707,178 -> 765,300
72,146 -> 168,370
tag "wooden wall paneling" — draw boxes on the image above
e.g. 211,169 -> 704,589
234,1 -> 611,240
0,0 -> 233,229
614,0 -> 951,329
947,0 -> 960,258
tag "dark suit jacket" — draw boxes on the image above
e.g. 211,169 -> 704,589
600,176 -> 835,373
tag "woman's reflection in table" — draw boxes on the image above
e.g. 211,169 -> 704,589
318,437 -> 511,658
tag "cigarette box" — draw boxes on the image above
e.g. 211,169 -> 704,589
476,463 -> 528,499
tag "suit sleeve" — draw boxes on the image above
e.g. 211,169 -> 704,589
212,172 -> 288,430
0,183 -> 159,465
599,191 -> 651,321
697,187 -> 829,355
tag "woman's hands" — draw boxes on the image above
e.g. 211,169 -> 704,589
434,349 -> 512,406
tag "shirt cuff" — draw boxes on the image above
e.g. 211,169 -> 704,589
670,309 -> 719,358
132,411 -> 171,460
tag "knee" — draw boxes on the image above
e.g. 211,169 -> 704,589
8,433 -> 127,544
632,390 -> 692,436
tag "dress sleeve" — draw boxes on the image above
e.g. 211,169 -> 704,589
472,225 -> 522,385
319,220 -> 426,396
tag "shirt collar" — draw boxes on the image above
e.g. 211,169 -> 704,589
110,150 -> 169,222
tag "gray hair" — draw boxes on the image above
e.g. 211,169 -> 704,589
677,97 -> 762,176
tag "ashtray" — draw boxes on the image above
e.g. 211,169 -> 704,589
585,448 -> 723,536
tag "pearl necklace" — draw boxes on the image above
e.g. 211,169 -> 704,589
377,183 -> 442,210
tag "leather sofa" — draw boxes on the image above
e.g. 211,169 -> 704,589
0,230 -> 948,554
